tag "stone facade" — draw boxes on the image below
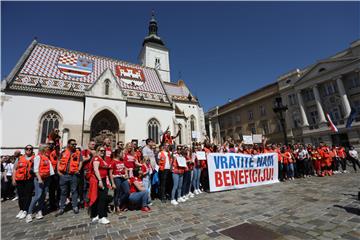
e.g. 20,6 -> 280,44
207,39 -> 360,149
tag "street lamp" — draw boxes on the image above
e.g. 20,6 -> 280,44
273,97 -> 288,146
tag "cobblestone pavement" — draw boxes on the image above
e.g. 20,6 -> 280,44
1,172 -> 360,240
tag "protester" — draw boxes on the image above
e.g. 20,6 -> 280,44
158,143 -> 172,202
192,146 -> 202,194
88,146 -> 111,224
128,168 -> 151,212
171,146 -> 186,205
12,145 -> 35,219
109,149 -> 129,213
26,144 -> 54,223
56,139 -> 82,216
47,140 -> 60,211
348,146 -> 360,172
80,140 -> 96,208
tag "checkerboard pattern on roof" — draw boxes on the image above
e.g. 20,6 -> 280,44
19,44 -> 166,95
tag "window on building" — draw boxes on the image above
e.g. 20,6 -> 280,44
148,119 -> 160,144
178,125 -> 182,145
260,105 -> 266,116
288,94 -> 297,106
323,82 -> 337,96
309,110 -> 319,125
292,111 -> 301,128
155,58 -> 160,69
303,89 -> 315,101
353,100 -> 360,117
104,79 -> 110,95
329,107 -> 341,122
235,114 -> 241,124
40,111 -> 60,144
249,123 -> 256,134
261,121 -> 269,134
248,110 -> 254,121
190,116 -> 196,140
351,77 -> 360,88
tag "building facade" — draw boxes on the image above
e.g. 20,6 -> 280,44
0,14 -> 206,155
207,39 -> 360,149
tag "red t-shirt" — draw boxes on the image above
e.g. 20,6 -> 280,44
81,149 -> 92,172
93,156 -> 108,178
104,146 -> 112,164
111,159 -> 126,177
129,177 -> 142,193
124,153 -> 136,169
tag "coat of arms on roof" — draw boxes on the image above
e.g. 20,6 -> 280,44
57,54 -> 93,78
115,65 -> 145,86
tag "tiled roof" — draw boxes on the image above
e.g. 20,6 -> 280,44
164,81 -> 197,103
10,42 -> 169,103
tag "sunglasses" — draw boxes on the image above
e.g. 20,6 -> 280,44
25,148 -> 33,151
99,150 -> 105,152
71,143 -> 77,146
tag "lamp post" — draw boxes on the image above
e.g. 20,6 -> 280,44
273,97 -> 288,146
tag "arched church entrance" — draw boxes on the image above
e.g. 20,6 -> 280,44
90,109 -> 119,148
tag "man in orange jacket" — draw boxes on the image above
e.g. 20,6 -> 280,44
56,139 -> 82,216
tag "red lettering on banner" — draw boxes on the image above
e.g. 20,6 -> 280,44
223,171 -> 231,186
258,168 -> 261,182
252,169 -> 257,182
244,170 -> 249,184
239,170 -> 244,184
230,170 -> 239,185
215,172 -> 223,187
261,169 -> 267,181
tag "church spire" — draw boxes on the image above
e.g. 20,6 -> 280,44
142,11 -> 165,46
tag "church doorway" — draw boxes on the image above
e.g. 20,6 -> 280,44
90,109 -> 119,148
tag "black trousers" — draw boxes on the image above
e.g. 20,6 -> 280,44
349,157 -> 360,172
16,180 -> 34,211
200,168 -> 209,191
159,169 -> 171,200
49,174 -> 60,209
181,171 -> 191,196
339,158 -> 347,171
90,178 -> 108,219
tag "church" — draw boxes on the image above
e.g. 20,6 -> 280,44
0,14 -> 206,154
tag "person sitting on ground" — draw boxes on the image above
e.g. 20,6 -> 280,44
128,168 -> 151,212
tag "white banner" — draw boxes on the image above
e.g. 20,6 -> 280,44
252,134 -> 263,144
176,156 -> 187,167
207,153 -> 279,192
242,135 -> 253,144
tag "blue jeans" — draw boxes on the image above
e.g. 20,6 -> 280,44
28,177 -> 50,214
171,173 -> 183,200
113,177 -> 130,208
192,168 -> 201,190
287,163 -> 294,178
59,174 -> 78,210
129,191 -> 148,208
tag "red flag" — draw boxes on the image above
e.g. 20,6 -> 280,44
326,113 -> 338,132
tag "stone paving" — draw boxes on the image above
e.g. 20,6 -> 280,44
1,172 -> 360,240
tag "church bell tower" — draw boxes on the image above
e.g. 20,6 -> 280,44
139,11 -> 171,82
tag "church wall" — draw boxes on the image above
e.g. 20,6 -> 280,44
82,96 -> 127,147
144,46 -> 170,82
125,104 -> 173,144
175,102 -> 206,142
1,92 -> 83,155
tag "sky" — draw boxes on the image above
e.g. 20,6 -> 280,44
1,1 -> 359,111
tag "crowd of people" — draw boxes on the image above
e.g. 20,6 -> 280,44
1,128 -> 359,225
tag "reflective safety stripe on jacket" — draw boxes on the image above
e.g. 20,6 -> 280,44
15,155 -> 34,181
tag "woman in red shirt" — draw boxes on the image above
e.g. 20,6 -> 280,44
124,143 -> 142,178
89,146 -> 112,224
128,168 -> 150,212
110,149 -> 129,213
170,146 -> 186,205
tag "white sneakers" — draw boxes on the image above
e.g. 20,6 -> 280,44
178,197 -> 185,203
91,216 -> 99,223
19,211 -> 27,219
188,193 -> 195,198
92,216 -> 110,224
98,217 -> 110,224
35,211 -> 43,219
194,189 -> 200,195
16,210 -> 23,218
25,214 -> 32,223
170,200 -> 179,205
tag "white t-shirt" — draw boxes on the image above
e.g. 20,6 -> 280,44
3,163 -> 14,176
349,150 -> 359,160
